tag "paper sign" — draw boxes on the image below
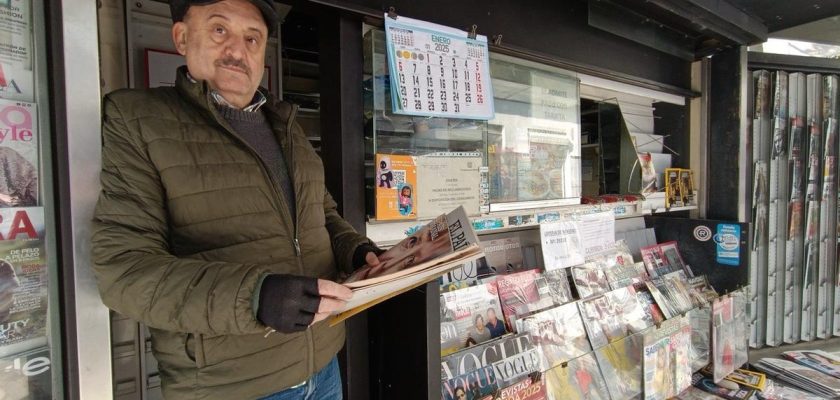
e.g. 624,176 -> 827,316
416,152 -> 481,218
577,211 -> 615,256
540,220 -> 584,270
384,14 -> 494,120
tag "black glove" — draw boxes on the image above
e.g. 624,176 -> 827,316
352,243 -> 385,270
257,274 -> 320,333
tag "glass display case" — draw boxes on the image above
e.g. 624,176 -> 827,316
363,27 -> 581,222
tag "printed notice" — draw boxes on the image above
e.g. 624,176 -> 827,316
540,220 -> 584,270
577,211 -> 615,257
416,152 -> 481,218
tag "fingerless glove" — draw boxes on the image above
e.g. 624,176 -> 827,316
352,243 -> 385,270
257,274 -> 320,333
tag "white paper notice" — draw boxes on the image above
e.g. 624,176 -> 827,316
540,220 -> 584,270
577,211 -> 615,256
415,152 -> 481,218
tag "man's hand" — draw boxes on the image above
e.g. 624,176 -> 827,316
311,279 -> 353,325
365,252 -> 381,268
352,243 -> 385,270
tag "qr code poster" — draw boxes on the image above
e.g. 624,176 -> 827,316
375,154 -> 417,220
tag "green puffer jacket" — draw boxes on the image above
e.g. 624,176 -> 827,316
91,67 -> 371,399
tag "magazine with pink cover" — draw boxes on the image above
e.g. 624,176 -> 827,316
496,270 -> 542,331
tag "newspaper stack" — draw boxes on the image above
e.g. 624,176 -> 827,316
753,357 -> 840,398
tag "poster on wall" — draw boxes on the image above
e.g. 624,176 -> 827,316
0,207 -> 46,357
384,14 -> 494,120
0,0 -> 34,102
374,154 -> 417,221
145,49 -> 271,91
0,99 -> 37,208
415,152 -> 482,218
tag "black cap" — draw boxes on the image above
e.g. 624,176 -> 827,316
170,0 -> 278,35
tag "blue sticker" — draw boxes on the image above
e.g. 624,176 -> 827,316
714,224 -> 740,266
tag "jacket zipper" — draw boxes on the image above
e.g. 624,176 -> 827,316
208,98 -> 316,378
283,105 -> 317,377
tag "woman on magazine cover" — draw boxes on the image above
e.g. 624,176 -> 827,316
467,313 -> 491,345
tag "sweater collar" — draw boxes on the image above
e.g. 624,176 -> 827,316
176,66 -> 271,113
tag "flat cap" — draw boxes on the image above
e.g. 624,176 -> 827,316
170,0 -> 278,35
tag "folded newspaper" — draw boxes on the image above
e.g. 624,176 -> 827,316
330,206 -> 482,325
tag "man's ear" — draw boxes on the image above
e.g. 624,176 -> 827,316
172,22 -> 188,56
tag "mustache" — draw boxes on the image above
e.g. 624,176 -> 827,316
215,57 -> 250,75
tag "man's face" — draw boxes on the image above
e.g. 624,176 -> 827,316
172,0 -> 268,108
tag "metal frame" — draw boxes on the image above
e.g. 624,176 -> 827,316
50,0 -> 113,399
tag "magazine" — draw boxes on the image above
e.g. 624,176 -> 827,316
702,367 -> 767,391
606,285 -> 655,334
492,375 -> 547,400
0,100 -> 38,208
688,307 -> 712,372
636,288 -> 666,326
497,270 -> 542,332
482,237 -> 525,274
0,235 -> 46,355
606,262 -> 647,290
537,268 -> 573,307
544,353 -> 611,400
440,257 -> 494,293
578,295 -> 623,348
594,333 -> 645,400
440,283 -> 508,355
691,372 -> 756,400
754,358 -> 840,398
516,302 -> 591,370
639,152 -> 657,194
333,206 -> 483,323
442,365 -> 499,400
782,350 -> 840,380
645,278 -> 679,319
758,378 -> 828,400
571,262 -> 610,299
643,317 -> 691,400
441,333 -> 543,390
676,386 -> 727,400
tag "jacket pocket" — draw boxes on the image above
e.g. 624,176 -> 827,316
185,333 -> 206,368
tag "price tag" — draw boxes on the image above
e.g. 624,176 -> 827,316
384,14 -> 494,120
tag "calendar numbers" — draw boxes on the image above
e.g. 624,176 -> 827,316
386,18 -> 493,119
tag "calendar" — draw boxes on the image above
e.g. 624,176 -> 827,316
384,14 -> 494,120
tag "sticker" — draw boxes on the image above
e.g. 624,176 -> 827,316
714,224 -> 740,266
472,218 -> 504,231
693,225 -> 712,242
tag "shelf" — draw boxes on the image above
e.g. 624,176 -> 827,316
581,144 -> 600,148
643,205 -> 698,214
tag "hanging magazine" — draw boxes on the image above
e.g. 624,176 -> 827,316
440,282 -> 507,355
594,332 -> 645,400
0,99 -> 38,207
496,270 -> 542,332
543,352 -> 611,400
516,302 -> 591,370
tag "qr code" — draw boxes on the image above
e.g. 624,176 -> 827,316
392,170 -> 406,185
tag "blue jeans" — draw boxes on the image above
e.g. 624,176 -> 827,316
259,357 -> 343,400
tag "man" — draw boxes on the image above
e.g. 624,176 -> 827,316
484,308 -> 505,338
90,0 -> 381,398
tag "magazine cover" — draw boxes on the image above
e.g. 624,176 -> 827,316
0,236 -> 46,354
731,289 -> 749,369
482,237 -> 525,274
782,350 -> 840,379
754,358 -> 840,398
673,317 -> 693,394
345,206 -> 478,287
636,288 -> 666,326
640,241 -> 688,278
691,372 -> 756,400
544,352 -> 611,400
594,333 -> 644,400
643,333 -> 673,400
0,99 -> 38,208
440,282 -> 508,355
688,307 -> 711,372
537,268 -> 573,307
606,286 -> 654,334
662,271 -> 696,315
439,257 -> 494,293
645,278 -> 679,319
712,296 -> 736,382
492,375 -> 547,400
517,302 -> 591,370
606,262 -> 646,290
706,368 -> 766,391
665,168 -> 683,207
676,386 -> 728,400
578,295 -> 624,348
571,262 -> 610,299
442,365 -> 499,400
496,270 -> 542,331
441,333 -> 543,390
639,152 -> 657,194
374,153 -> 417,220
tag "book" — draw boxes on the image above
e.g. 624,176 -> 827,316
440,282 -> 508,355
571,262 -> 610,299
374,153 -> 417,220
544,352 -> 611,400
333,206 -> 483,324
0,100 -> 38,207
516,302 -> 591,370
496,270 -> 542,332
441,333 -> 543,390
594,333 -> 644,400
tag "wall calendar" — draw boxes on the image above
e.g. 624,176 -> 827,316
384,14 -> 495,120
